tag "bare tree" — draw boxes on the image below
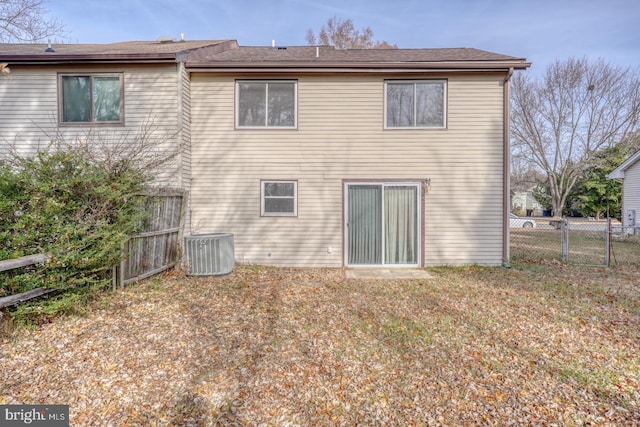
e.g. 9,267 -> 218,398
0,0 -> 64,42
511,58 -> 640,216
306,16 -> 397,49
510,156 -> 544,193
1,117 -> 180,182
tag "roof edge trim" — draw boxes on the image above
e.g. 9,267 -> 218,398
186,61 -> 531,73
607,150 -> 640,179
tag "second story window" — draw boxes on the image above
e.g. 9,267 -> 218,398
385,80 -> 447,129
236,80 -> 297,128
59,74 -> 124,124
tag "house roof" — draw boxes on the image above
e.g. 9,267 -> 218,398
0,40 -> 530,72
185,45 -> 530,72
607,149 -> 640,179
0,40 -> 236,64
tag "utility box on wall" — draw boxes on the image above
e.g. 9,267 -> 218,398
184,233 -> 234,276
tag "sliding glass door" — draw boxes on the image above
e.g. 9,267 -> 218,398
346,183 -> 420,266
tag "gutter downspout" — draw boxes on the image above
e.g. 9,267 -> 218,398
176,60 -> 187,267
176,61 -> 185,190
502,67 -> 514,268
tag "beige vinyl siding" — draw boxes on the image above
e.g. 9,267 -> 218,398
0,70 -> 58,149
0,64 -> 182,185
622,161 -> 640,227
190,73 -> 505,267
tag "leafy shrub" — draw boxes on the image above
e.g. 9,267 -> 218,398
0,149 -> 146,295
1,120 -> 178,320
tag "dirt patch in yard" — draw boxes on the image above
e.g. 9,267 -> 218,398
1,264 -> 639,426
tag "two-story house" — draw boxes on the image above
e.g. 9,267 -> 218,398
0,39 -> 530,268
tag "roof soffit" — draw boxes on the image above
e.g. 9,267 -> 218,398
608,150 -> 640,179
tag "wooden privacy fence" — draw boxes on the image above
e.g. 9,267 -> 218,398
114,188 -> 186,287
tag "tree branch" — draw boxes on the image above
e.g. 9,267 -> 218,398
0,0 -> 64,42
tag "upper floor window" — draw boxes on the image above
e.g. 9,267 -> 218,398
385,80 -> 446,129
59,74 -> 124,124
237,80 -> 297,128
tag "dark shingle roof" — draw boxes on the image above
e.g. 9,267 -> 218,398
0,40 -> 529,71
186,45 -> 530,71
201,45 -> 523,63
0,40 -> 235,62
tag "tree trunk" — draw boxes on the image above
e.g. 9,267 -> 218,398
552,193 -> 565,218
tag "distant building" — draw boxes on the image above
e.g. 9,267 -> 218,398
608,150 -> 640,228
512,190 -> 542,215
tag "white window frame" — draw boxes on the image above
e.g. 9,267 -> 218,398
261,180 -> 298,217
236,80 -> 298,129
58,73 -> 125,126
384,79 -> 447,129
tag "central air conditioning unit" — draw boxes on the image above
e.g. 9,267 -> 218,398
184,233 -> 234,276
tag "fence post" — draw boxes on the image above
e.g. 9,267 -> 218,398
177,190 -> 188,272
605,218 -> 611,267
561,218 -> 569,263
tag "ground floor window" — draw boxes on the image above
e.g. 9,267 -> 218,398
261,180 -> 297,216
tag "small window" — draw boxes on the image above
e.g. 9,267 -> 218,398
237,81 -> 297,128
385,80 -> 446,128
59,74 -> 124,124
261,180 -> 297,216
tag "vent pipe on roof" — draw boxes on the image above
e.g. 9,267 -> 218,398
45,40 -> 54,53
272,39 -> 275,48
316,46 -> 319,58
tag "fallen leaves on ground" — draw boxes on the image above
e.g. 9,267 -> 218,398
1,263 -> 639,426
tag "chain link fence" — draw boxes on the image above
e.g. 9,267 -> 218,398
609,225 -> 640,266
510,218 -> 640,266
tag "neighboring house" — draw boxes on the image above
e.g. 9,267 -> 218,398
608,150 -> 640,227
0,39 -> 530,268
0,39 -> 235,187
511,190 -> 542,213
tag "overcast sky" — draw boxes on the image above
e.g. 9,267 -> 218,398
51,0 -> 640,76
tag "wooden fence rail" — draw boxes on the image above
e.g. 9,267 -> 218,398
0,253 -> 48,273
0,254 -> 52,309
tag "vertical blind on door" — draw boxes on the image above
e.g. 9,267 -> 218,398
347,184 -> 418,265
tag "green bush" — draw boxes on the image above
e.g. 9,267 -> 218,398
1,120 -> 178,323
0,149 -> 146,299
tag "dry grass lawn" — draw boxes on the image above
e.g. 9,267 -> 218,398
1,263 -> 639,426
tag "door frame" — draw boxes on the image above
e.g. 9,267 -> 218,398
343,180 -> 424,267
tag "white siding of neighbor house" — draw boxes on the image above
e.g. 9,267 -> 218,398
189,73 -> 506,267
622,160 -> 640,227
0,64 -> 183,185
